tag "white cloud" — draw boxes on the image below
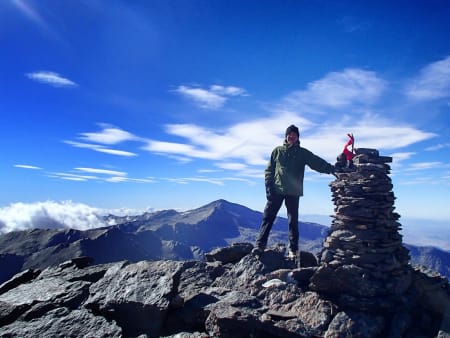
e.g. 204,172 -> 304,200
210,85 -> 248,96
406,162 -> 443,171
144,111 -> 306,165
64,140 -> 137,157
14,164 -> 42,170
425,143 -> 450,151
65,124 -> 139,157
51,172 -> 98,181
145,140 -> 206,157
26,71 -> 77,88
105,177 -> 155,183
93,148 -> 137,157
49,169 -> 155,184
405,55 -> 450,100
0,201 -> 108,234
74,167 -> 127,176
60,177 -> 87,181
142,111 -> 436,170
63,141 -> 99,149
346,117 -> 435,149
389,152 -> 415,163
164,155 -> 193,164
215,162 -> 248,171
174,84 -> 248,109
175,86 -> 225,109
165,176 -> 252,186
101,206 -> 157,217
166,177 -> 225,186
282,68 -> 386,113
79,124 -> 138,145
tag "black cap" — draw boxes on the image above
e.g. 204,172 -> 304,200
285,124 -> 299,137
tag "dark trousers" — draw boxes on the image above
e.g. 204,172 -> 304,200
255,194 -> 300,252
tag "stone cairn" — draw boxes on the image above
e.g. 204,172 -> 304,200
312,148 -> 412,311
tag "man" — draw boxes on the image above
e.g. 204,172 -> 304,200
253,125 -> 335,258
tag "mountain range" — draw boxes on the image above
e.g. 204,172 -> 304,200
0,199 -> 448,285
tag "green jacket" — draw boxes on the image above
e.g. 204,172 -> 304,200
265,141 -> 333,196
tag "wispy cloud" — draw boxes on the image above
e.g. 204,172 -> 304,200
144,111 -> 304,165
51,172 -> 98,181
74,167 -> 127,176
165,176 -> 252,186
405,162 -> 444,171
209,85 -> 248,96
11,0 -> 63,41
405,55 -> 450,100
105,177 -> 155,183
425,143 -> 450,151
215,162 -> 249,171
93,148 -> 137,157
389,152 -> 415,167
65,124 -> 140,157
26,71 -> 77,88
49,167 -> 156,184
50,167 -> 126,182
14,164 -> 42,170
143,110 -> 435,167
174,84 -> 248,109
281,68 -> 386,113
64,141 -> 137,157
79,124 -> 139,144
12,0 -> 45,26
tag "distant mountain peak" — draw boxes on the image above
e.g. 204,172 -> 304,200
195,199 -> 234,210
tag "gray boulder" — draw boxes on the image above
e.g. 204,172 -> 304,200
0,307 -> 122,338
205,242 -> 253,264
324,311 -> 385,338
85,260 -> 184,337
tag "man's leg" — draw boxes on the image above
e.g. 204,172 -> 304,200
285,195 -> 300,253
255,194 -> 284,250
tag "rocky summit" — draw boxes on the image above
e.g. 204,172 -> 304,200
0,244 -> 448,338
0,149 -> 449,337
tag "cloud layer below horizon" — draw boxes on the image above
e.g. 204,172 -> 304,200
0,201 -> 109,234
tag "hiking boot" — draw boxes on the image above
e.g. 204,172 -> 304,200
288,249 -> 298,260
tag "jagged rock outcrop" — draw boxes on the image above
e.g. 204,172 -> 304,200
0,243 -> 448,337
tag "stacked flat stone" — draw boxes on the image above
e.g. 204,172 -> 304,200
315,148 -> 412,310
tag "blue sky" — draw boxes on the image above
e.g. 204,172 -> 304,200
1,1 -> 450,238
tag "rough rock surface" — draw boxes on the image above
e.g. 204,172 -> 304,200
0,149 -> 448,337
0,244 -> 448,337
